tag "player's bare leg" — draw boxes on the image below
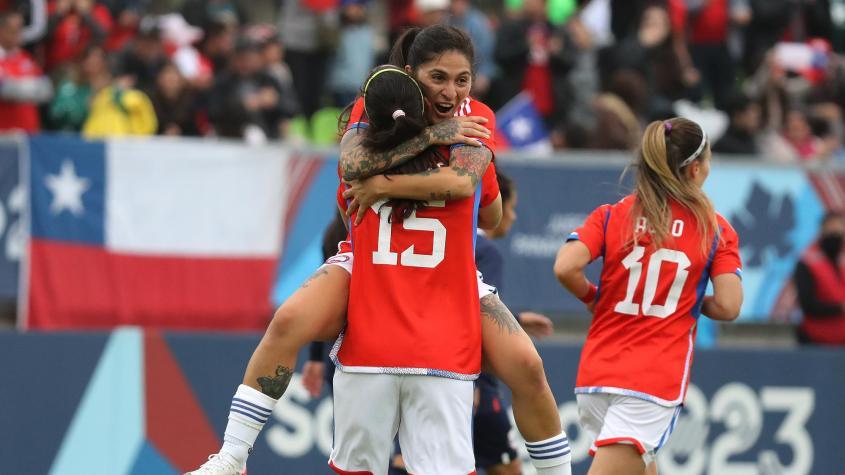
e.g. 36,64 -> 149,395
645,461 -> 658,475
479,294 -> 571,475
186,265 -> 349,475
242,265 -> 348,392
484,460 -> 522,475
588,445 -> 645,475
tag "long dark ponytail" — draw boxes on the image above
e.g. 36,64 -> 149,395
359,66 -> 444,221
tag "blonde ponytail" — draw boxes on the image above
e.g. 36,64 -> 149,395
632,118 -> 719,255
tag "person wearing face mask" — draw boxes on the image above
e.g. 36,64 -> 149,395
793,212 -> 845,346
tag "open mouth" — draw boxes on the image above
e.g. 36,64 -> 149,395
434,102 -> 455,116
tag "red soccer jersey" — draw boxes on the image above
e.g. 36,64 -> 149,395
569,195 -> 742,406
334,97 -> 498,378
334,97 -> 500,254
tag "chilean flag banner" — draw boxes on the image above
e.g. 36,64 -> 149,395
496,92 -> 553,154
21,136 -> 288,330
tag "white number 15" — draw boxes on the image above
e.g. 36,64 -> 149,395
371,200 -> 447,269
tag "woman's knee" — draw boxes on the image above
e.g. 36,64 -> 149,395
265,302 -> 311,343
501,346 -> 549,393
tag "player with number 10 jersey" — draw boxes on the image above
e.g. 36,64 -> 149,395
570,195 -> 740,405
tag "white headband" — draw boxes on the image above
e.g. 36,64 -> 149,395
392,109 -> 406,120
679,127 -> 708,168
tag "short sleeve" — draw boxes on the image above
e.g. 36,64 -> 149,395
344,97 -> 366,133
567,204 -> 611,262
711,215 -> 743,279
450,99 -> 497,157
480,162 -> 499,208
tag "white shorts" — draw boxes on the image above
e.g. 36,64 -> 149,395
321,246 -> 497,299
576,393 -> 681,465
329,371 -> 475,475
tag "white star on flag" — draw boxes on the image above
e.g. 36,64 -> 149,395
508,117 -> 533,142
45,160 -> 90,216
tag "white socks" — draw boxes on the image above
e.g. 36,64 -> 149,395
219,384 -> 277,468
526,433 -> 572,475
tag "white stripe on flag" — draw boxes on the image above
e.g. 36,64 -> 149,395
105,139 -> 287,256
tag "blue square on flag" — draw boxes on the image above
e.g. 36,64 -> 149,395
29,136 -> 105,245
496,92 -> 552,153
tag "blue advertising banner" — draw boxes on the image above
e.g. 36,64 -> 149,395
0,138 -> 22,299
495,157 -> 833,322
495,160 -> 631,314
1,330 -> 842,475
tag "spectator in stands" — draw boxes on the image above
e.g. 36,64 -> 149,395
794,211 -> 845,346
415,0 -> 447,27
256,27 -> 300,125
104,0 -> 145,52
590,92 -> 640,150
668,0 -> 748,111
180,0 -> 244,30
446,0 -> 495,99
492,0 -> 574,124
599,4 -> 687,120
781,108 -> 828,161
44,0 -> 112,73
328,0 -> 375,107
112,15 -> 167,93
82,71 -> 157,137
159,13 -> 213,91
713,91 -> 761,155
10,0 -> 48,45
150,61 -> 198,136
207,36 -> 290,142
47,45 -> 110,131
278,0 -> 338,119
198,18 -> 236,74
0,10 -> 53,133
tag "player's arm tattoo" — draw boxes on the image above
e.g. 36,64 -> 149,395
257,365 -> 293,399
340,129 -> 432,181
450,145 -> 492,188
301,268 -> 328,288
480,294 -> 521,335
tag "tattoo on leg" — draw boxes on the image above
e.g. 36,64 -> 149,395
301,268 -> 328,288
481,294 -> 521,335
257,365 -> 293,399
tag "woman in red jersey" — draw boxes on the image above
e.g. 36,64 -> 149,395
338,25 -> 569,475
554,118 -> 743,475
187,26 -> 568,475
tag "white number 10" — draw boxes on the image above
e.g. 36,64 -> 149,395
614,246 -> 691,318
371,200 -> 447,269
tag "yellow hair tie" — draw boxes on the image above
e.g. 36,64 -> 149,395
362,67 -> 425,119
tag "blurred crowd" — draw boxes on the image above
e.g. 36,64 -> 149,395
1,0 -> 845,160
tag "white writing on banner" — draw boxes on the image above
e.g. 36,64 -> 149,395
261,378 -> 816,475
510,213 -> 587,258
265,374 -> 334,458
508,383 -> 816,475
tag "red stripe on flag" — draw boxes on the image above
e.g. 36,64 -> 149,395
27,240 -> 276,330
145,330 -> 220,471
283,155 -> 323,236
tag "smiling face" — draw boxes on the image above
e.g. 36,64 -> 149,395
408,50 -> 473,124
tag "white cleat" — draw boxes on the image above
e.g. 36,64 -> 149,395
184,453 -> 245,475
